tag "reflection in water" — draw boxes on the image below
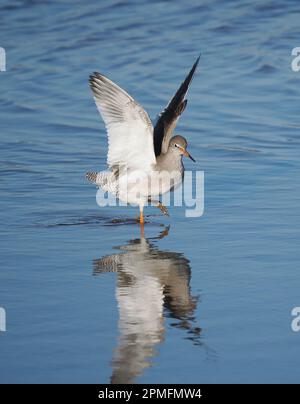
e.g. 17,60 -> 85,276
93,226 -> 201,384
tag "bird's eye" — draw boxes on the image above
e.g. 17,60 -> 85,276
174,144 -> 178,148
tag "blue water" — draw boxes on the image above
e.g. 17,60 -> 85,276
1,0 -> 300,383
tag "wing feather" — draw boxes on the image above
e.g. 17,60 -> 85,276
153,56 -> 200,156
89,72 -> 156,171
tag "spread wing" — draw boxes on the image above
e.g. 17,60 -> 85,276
89,72 -> 156,171
153,56 -> 200,156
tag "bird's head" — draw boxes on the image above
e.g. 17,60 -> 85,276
169,135 -> 195,162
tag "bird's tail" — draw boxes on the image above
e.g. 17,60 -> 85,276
86,171 -> 98,184
85,171 -> 116,193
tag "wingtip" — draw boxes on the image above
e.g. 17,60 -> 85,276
89,72 -> 97,86
89,72 -> 97,79
89,71 -> 105,85
193,54 -> 201,69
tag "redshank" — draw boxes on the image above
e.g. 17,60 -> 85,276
86,56 -> 200,224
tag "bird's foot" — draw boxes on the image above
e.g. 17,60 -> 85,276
157,225 -> 170,239
157,202 -> 169,216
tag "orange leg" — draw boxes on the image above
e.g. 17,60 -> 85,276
140,221 -> 145,237
139,205 -> 144,225
139,211 -> 144,224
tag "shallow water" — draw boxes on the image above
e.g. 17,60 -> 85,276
1,0 -> 300,383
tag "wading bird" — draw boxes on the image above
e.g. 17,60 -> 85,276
86,56 -> 199,224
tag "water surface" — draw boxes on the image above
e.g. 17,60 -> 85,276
0,0 -> 300,383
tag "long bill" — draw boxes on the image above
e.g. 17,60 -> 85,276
183,149 -> 196,162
